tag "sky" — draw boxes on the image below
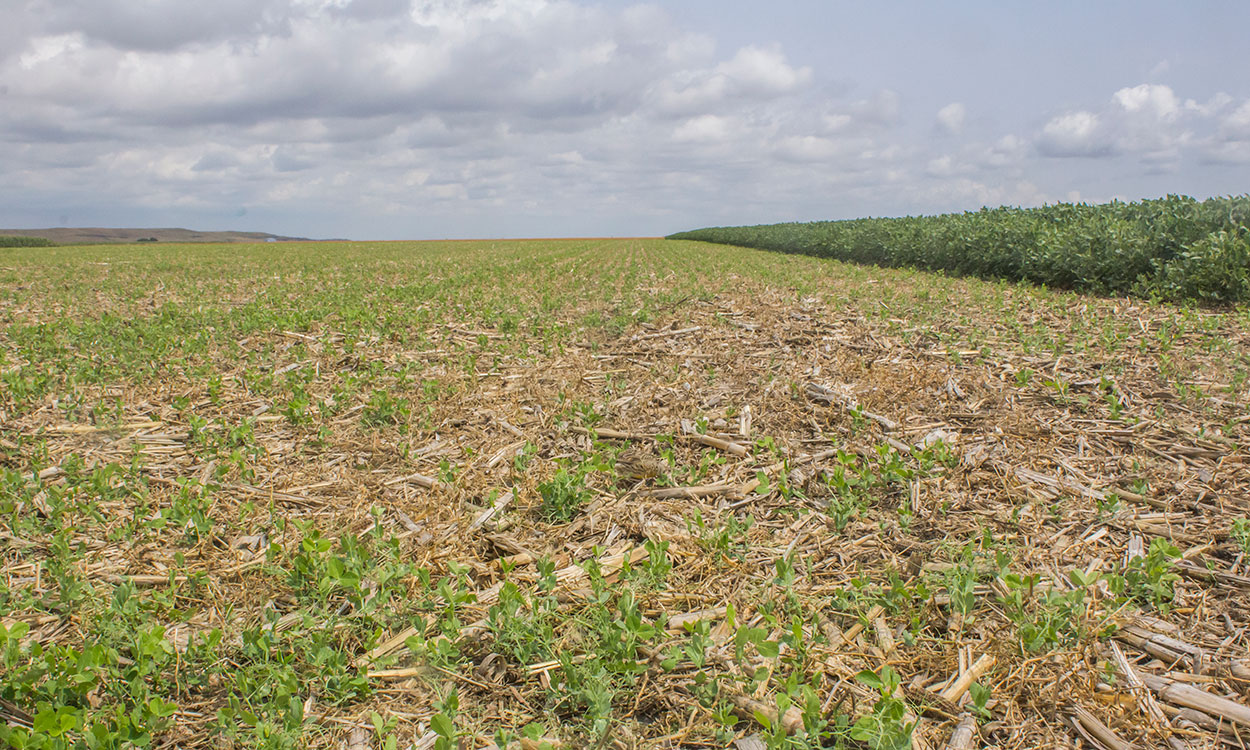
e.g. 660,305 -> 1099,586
2,1 -> 1248,240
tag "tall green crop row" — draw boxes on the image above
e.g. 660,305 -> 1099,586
668,195 -> 1250,303
0,236 -> 57,247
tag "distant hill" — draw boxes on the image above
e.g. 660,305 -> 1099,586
0,227 -> 320,244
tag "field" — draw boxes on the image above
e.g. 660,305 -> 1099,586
2,239 -> 1249,749
670,195 -> 1250,304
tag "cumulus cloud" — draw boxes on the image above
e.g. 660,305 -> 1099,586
918,178 -> 1047,211
11,1 -> 680,129
672,115 -> 733,143
1037,111 -> 1111,157
1220,100 -> 1250,139
650,44 -> 811,116
1,0 -> 928,235
1198,99 -> 1250,163
848,89 -> 901,127
979,135 -> 1027,168
935,102 -> 965,135
191,149 -> 243,173
715,45 -> 812,97
1031,87 -> 1150,166
1113,83 -> 1180,120
1184,92 -> 1234,118
1,1 -> 1247,237
1032,82 -> 1250,172
773,135 -> 855,163
35,0 -> 299,52
925,155 -> 964,177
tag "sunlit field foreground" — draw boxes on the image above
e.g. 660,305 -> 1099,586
2,239 -> 1248,749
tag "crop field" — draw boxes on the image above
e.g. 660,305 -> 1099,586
2,238 -> 1249,749
670,195 -> 1250,304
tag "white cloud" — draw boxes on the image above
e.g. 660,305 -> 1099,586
980,134 -> 1026,168
1222,100 -> 1250,139
664,32 -> 715,65
849,89 -> 901,126
191,149 -> 243,173
1113,83 -> 1179,120
651,44 -> 811,116
1038,111 -> 1109,157
425,182 -> 469,201
1033,83 -> 1248,171
935,102 -> 965,135
1184,92 -> 1233,117
18,33 -> 85,69
2,2 -> 1247,237
910,178 -> 1050,213
36,0 -> 301,52
822,113 -> 852,132
774,135 -> 841,162
714,45 -> 811,96
1201,141 -> 1250,164
672,114 -> 733,142
1198,98 -> 1250,164
925,155 -> 956,177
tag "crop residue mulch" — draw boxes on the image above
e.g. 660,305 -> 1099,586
4,273 -> 1249,749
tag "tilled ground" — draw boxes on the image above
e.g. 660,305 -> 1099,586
2,239 -> 1248,749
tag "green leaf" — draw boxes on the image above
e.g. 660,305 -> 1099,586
431,712 -> 455,739
849,713 -> 879,741
1,620 -> 30,642
148,697 -> 178,718
32,707 -> 78,738
855,669 -> 883,690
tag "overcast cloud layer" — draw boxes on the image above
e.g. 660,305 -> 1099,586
2,0 -> 1248,238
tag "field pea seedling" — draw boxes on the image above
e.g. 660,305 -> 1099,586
1,238 -> 1248,748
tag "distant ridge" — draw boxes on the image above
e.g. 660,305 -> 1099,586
0,227 -> 324,244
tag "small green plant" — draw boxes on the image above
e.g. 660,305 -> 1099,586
1095,493 -> 1123,517
537,467 -> 591,522
279,387 -> 311,425
1101,383 -> 1125,420
945,559 -> 979,621
969,682 -> 992,721
438,458 -> 458,484
146,479 -> 215,545
850,665 -> 915,750
0,619 -> 181,750
1043,377 -> 1070,402
819,454 -> 866,531
370,712 -> 399,750
687,508 -> 753,562
998,569 -> 1097,652
567,399 -> 602,428
512,441 -> 537,475
640,537 -> 673,586
362,389 -> 410,427
1112,538 -> 1181,612
431,689 -> 459,750
1231,518 -> 1250,556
